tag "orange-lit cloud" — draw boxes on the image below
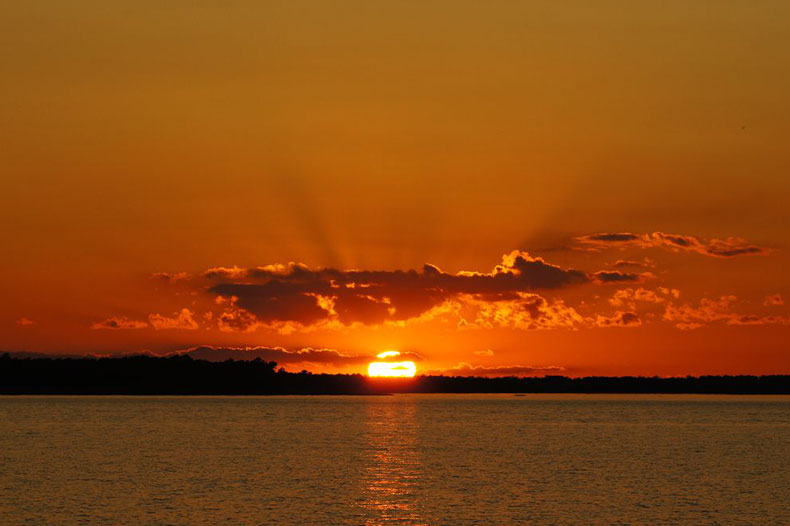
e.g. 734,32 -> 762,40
764,294 -> 784,307
148,308 -> 199,330
132,247 -> 786,339
609,287 -> 671,308
203,266 -> 248,280
593,311 -> 642,328
461,293 -> 585,331
215,297 -> 263,333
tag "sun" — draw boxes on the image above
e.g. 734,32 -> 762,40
367,351 -> 416,377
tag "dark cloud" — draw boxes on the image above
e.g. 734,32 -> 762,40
210,283 -> 330,325
707,246 -> 764,257
577,232 -> 768,258
90,316 -> 148,330
207,251 -> 589,327
592,271 -> 651,284
173,346 -> 423,366
611,259 -> 653,269
585,233 -> 642,243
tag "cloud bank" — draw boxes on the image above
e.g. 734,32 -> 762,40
206,251 -> 590,329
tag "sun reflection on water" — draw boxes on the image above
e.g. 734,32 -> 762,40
360,399 -> 427,526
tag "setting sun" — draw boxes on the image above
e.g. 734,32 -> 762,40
368,351 -> 417,377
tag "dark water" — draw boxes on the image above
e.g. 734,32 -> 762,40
0,394 -> 788,525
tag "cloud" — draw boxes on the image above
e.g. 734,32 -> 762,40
91,316 -> 148,330
594,311 -> 642,327
592,270 -> 651,284
148,308 -> 199,330
464,293 -> 586,331
609,287 -> 669,308
658,287 -> 681,299
15,317 -> 35,327
172,345 -> 422,367
191,252 -> 677,333
205,251 -> 589,328
611,258 -> 654,269
178,346 -> 364,365
148,249 -> 776,335
576,232 -> 768,258
727,314 -> 790,326
584,233 -> 643,243
764,294 -> 784,306
427,362 -> 565,377
474,349 -> 494,356
216,299 -> 262,332
611,258 -> 656,268
151,272 -> 189,282
203,266 -> 247,279
663,296 -> 790,329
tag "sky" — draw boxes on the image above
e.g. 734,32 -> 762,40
2,1 -> 789,376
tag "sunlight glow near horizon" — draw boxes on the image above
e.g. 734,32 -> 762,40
368,351 -> 416,377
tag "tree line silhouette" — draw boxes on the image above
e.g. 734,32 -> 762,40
1,353 -> 787,394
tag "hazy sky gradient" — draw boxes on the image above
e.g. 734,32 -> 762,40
2,1 -> 789,375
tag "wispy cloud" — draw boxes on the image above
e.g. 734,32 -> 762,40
576,232 -> 768,258
663,295 -> 790,329
427,362 -> 565,377
91,316 -> 148,330
592,270 -> 653,284
150,272 -> 189,283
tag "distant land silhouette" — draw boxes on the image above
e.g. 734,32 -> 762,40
1,353 -> 788,395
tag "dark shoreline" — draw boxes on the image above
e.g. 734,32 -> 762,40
2,354 -> 788,395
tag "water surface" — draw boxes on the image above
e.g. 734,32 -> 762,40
1,394 -> 788,525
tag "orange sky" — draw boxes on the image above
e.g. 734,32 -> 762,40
2,1 -> 789,376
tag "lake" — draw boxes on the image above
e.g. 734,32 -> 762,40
1,394 -> 788,525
